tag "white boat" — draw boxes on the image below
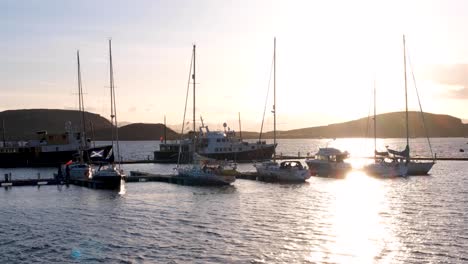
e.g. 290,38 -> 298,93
255,160 -> 310,182
364,158 -> 408,178
175,44 -> 236,186
384,35 -> 435,175
305,148 -> 351,178
254,38 -> 310,182
154,122 -> 276,163
363,80 -> 408,177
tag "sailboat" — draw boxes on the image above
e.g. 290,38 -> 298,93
363,81 -> 408,178
175,44 -> 236,185
254,38 -> 310,182
397,35 -> 435,175
90,39 -> 125,189
66,50 -> 94,180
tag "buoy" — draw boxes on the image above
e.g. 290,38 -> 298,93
460,149 -> 465,152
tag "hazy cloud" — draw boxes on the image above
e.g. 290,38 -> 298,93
424,64 -> 468,98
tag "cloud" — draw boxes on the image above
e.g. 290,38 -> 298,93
128,106 -> 137,112
423,64 -> 468,98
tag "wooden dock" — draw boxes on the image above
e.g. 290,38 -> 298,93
128,171 -> 258,184
1,178 -> 60,187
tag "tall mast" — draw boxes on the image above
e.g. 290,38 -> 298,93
403,35 -> 409,157
109,40 -> 115,149
192,44 -> 196,134
164,115 -> 167,144
373,80 -> 377,160
192,44 -> 196,153
238,112 -> 242,140
109,39 -> 121,165
273,37 -> 276,161
77,50 -> 87,162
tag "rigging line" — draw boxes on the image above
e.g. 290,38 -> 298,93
177,49 -> 194,168
406,50 -> 435,159
258,55 -> 275,142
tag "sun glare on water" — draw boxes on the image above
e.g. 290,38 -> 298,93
307,172 -> 399,263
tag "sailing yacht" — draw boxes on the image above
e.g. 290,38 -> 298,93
90,39 -> 125,189
254,38 -> 310,183
175,44 -> 236,186
398,35 -> 435,175
66,50 -> 95,180
363,81 -> 408,178
365,36 -> 435,176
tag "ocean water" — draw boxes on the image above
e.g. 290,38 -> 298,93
0,138 -> 467,263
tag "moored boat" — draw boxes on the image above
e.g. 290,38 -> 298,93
255,160 -> 310,182
174,44 -> 236,186
305,148 -> 351,178
154,124 -> 276,163
254,38 -> 310,183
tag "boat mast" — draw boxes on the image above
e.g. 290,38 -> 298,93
164,115 -> 167,144
238,112 -> 242,140
192,44 -> 196,152
109,39 -> 121,166
77,50 -> 87,162
373,80 -> 377,161
273,37 -> 276,161
403,35 -> 410,159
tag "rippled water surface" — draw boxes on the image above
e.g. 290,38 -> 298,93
1,138 -> 467,263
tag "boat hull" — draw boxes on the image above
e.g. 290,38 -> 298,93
364,161 -> 408,178
407,161 -> 435,175
255,162 -> 311,183
154,145 -> 276,164
91,175 -> 122,189
305,160 -> 351,179
177,167 -> 236,186
0,150 -> 78,168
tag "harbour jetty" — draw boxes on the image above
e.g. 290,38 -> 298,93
0,171 -> 261,188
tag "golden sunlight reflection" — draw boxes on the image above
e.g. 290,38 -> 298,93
118,180 -> 126,195
307,171 -> 398,263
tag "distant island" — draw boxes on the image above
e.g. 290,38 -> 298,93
0,109 -> 466,141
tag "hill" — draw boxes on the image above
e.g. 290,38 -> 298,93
93,123 -> 178,141
257,111 -> 465,139
0,109 -> 111,140
0,109 -> 465,140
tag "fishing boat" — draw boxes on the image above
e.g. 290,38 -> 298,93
154,120 -> 275,163
305,147 -> 352,178
0,127 -> 87,168
254,38 -> 310,183
175,44 -> 236,186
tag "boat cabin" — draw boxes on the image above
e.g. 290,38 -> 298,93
315,148 -> 349,163
279,161 -> 304,170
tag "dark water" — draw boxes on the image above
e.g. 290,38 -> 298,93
0,138 -> 467,263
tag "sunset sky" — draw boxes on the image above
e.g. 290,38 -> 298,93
1,0 -> 467,131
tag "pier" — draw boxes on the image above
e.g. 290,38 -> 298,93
0,171 -> 261,188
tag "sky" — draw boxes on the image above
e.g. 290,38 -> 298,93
1,0 -> 468,131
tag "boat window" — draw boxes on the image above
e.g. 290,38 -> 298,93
239,148 -> 242,151
217,139 -> 220,142
251,146 -> 255,149
229,148 -> 232,151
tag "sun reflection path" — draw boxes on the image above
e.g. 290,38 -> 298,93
307,171 -> 399,263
